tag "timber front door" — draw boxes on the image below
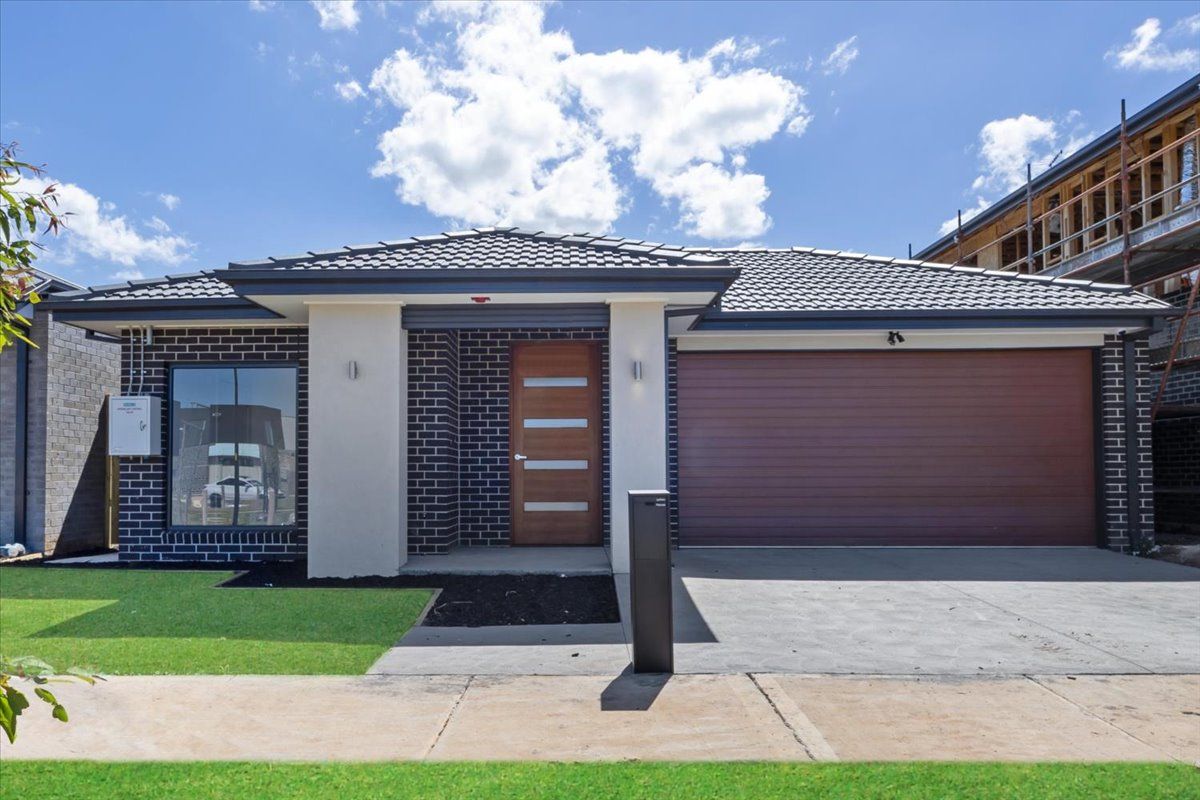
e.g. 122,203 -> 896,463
509,342 -> 602,545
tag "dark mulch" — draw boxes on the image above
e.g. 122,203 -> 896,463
221,560 -> 620,627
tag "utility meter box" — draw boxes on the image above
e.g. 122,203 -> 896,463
108,396 -> 162,456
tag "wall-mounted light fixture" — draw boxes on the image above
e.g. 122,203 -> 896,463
633,360 -> 643,381
887,331 -> 906,346
348,360 -> 359,380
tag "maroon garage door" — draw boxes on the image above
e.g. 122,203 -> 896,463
677,349 -> 1097,546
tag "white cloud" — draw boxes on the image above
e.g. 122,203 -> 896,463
334,79 -> 366,101
311,0 -> 359,31
157,192 -> 180,210
146,216 -> 172,234
821,35 -> 859,76
111,268 -> 146,281
938,196 -> 991,236
15,175 -> 193,268
935,110 -> 1097,237
248,0 -> 278,11
973,114 -> 1058,193
1107,17 -> 1199,72
656,163 -> 770,240
369,49 -> 431,108
366,1 -> 805,239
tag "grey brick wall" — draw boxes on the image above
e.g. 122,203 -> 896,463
22,312 -> 49,549
0,311 -> 117,555
0,343 -> 17,544
117,327 -> 308,562
41,318 -> 120,555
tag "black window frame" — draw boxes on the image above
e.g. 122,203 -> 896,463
167,361 -> 299,531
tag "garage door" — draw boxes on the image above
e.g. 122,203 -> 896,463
677,349 -> 1096,546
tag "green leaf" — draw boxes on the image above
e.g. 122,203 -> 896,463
34,687 -> 57,705
5,685 -> 30,714
51,704 -> 68,723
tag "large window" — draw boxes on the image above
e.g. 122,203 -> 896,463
170,365 -> 297,528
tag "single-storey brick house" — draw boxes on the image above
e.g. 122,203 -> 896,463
43,229 -> 1172,577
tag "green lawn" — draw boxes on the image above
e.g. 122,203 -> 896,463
0,568 -> 431,674
3,762 -> 1196,800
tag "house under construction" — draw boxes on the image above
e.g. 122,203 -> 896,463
915,75 -> 1200,534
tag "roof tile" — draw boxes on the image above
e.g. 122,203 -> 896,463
54,229 -> 1169,314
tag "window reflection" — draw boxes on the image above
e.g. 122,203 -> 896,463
170,366 -> 297,527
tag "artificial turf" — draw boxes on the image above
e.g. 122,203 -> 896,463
2,761 -> 1196,800
0,567 -> 431,674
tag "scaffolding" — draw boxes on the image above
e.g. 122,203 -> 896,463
933,93 -> 1198,289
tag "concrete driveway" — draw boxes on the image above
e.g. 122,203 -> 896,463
670,547 -> 1200,675
371,547 -> 1199,676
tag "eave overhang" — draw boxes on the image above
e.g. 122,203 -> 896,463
214,265 -> 741,297
694,306 -> 1174,333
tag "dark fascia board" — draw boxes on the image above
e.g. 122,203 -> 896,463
217,266 -> 741,295
42,297 -> 282,322
915,74 -> 1200,260
695,307 -> 1174,332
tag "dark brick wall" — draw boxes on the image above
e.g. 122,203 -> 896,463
457,329 -> 609,547
1160,362 -> 1200,406
117,327 -> 308,562
1153,412 -> 1199,532
1093,336 -> 1155,550
666,340 -> 679,545
1149,282 -> 1199,533
408,331 -> 460,554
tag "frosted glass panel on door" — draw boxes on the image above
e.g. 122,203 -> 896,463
523,418 -> 588,428
524,502 -> 590,512
523,377 -> 588,387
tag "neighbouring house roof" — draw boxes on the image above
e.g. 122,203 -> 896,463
914,74 -> 1200,260
54,272 -> 240,302
43,228 -> 1172,330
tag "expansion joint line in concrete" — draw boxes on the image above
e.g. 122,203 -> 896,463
747,673 -> 837,762
425,675 -> 473,759
1023,675 -> 1180,763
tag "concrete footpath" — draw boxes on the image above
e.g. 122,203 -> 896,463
3,673 -> 1197,763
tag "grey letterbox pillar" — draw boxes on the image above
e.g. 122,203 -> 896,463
629,489 -> 673,674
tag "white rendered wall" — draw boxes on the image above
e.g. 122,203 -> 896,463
607,301 -> 668,573
307,303 -> 406,578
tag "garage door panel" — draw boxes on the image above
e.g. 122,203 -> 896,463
677,349 -> 1096,547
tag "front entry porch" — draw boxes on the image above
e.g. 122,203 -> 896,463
306,301 -> 669,578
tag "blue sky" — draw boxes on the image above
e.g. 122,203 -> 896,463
1,0 -> 1197,287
